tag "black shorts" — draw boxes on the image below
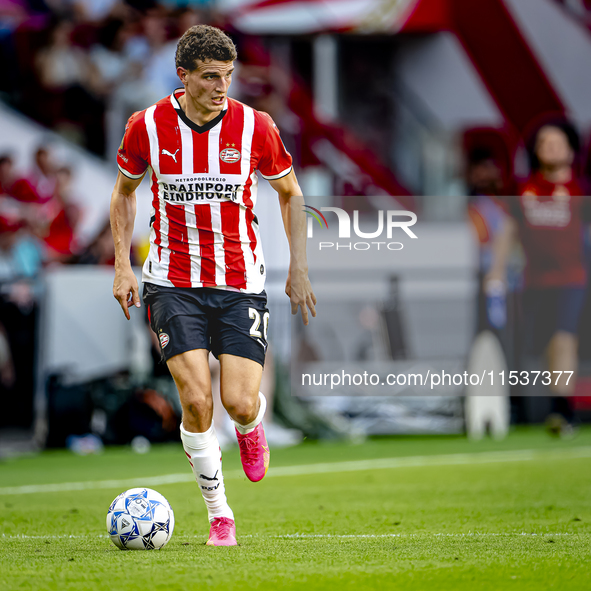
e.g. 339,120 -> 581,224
143,282 -> 269,366
522,286 -> 587,355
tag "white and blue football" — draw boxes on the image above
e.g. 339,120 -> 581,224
106,488 -> 175,550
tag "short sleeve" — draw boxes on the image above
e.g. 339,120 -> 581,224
117,111 -> 149,179
257,113 -> 293,180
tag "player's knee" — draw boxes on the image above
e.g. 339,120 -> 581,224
181,390 -> 213,420
223,395 -> 258,424
552,331 -> 577,350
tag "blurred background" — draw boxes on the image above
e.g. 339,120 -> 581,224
1,0 -> 591,457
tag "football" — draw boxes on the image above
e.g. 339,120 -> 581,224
106,488 -> 175,550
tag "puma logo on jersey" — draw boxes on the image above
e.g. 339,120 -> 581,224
162,148 -> 180,163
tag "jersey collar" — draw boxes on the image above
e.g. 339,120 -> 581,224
171,89 -> 228,134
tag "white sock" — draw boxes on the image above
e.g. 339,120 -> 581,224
233,392 -> 267,435
180,422 -> 234,522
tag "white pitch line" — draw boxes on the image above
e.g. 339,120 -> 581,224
1,446 -> 590,497
1,534 -> 110,540
1,533 -> 578,541
268,533 -> 576,539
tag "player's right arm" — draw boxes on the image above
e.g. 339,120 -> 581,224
485,213 -> 518,287
112,110 -> 149,320
110,171 -> 144,320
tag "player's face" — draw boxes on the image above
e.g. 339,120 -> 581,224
535,126 -> 574,169
179,59 -> 234,115
468,159 -> 502,194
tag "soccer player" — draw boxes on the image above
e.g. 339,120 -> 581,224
110,25 -> 316,546
465,146 -> 508,332
487,123 -> 591,434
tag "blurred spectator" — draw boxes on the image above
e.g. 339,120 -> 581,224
0,214 -> 42,280
0,155 -> 19,206
29,145 -> 58,200
8,5 -> 212,157
88,19 -> 132,93
40,166 -> 81,259
235,64 -> 301,166
487,122 -> 591,435
0,0 -> 40,96
70,218 -> 117,265
466,147 -> 506,273
466,147 -> 510,334
0,215 -> 43,429
36,20 -> 87,91
0,320 -> 15,389
70,0 -> 123,23
106,8 -> 201,156
36,19 -> 105,153
466,147 -> 504,197
0,153 -> 47,205
143,10 -> 188,97
0,148 -> 84,261
0,142 -> 92,268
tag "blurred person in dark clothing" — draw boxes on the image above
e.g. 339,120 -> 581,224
467,146 -> 504,197
0,320 -> 15,390
466,147 -> 506,275
465,147 -> 515,336
0,215 -> 43,429
487,122 -> 591,436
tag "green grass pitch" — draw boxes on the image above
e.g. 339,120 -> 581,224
1,427 -> 590,590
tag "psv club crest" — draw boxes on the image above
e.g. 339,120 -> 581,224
219,147 -> 241,163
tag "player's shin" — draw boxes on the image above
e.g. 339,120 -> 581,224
233,393 -> 270,482
180,422 -> 234,522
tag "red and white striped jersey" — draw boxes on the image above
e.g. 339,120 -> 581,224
117,89 -> 293,294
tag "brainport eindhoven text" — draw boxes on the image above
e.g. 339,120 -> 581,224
307,208 -> 417,250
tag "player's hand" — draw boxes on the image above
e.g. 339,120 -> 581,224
113,265 -> 140,320
483,267 -> 506,291
286,267 -> 317,326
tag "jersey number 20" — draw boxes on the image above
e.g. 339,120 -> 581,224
249,308 -> 269,341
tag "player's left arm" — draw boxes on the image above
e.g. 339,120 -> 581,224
270,170 -> 317,326
581,195 -> 591,241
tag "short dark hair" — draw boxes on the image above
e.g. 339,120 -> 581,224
175,25 -> 237,71
468,147 -> 494,167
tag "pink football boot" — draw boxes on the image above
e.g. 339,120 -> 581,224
206,517 -> 237,546
236,423 -> 270,482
